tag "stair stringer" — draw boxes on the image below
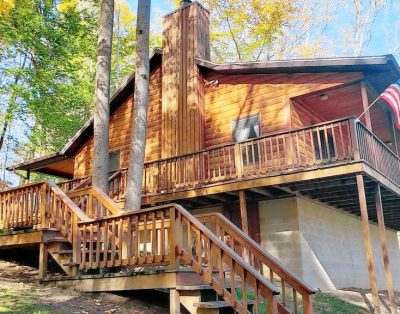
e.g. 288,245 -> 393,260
47,242 -> 76,277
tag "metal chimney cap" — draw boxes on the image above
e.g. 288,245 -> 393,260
180,0 -> 192,8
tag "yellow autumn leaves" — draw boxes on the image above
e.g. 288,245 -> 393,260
0,0 -> 15,15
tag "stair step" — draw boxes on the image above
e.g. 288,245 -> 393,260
44,237 -> 69,244
52,250 -> 73,255
62,262 -> 80,267
193,301 -> 255,309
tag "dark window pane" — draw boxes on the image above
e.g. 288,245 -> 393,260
232,115 -> 260,142
232,115 -> 261,165
109,151 -> 120,173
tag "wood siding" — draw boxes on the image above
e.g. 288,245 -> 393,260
73,69 -> 365,178
73,66 -> 162,177
204,72 -> 363,147
161,3 -> 210,157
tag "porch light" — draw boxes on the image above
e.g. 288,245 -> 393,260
320,93 -> 329,101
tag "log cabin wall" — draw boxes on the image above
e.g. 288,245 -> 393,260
203,72 -> 363,148
290,101 -> 324,128
161,2 -> 210,157
73,66 -> 162,177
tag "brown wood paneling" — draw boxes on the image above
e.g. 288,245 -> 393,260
203,72 -> 363,148
161,3 -> 209,158
73,66 -> 162,177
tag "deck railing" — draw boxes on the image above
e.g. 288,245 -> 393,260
0,180 -> 316,313
60,117 -> 400,200
356,122 -> 400,186
0,181 -> 88,233
103,117 -> 355,199
145,117 -> 354,195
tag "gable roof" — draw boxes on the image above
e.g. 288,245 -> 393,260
9,52 -> 400,176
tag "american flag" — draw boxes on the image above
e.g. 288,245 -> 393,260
380,79 -> 400,129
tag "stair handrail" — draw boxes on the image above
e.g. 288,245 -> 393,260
45,181 -> 90,242
76,203 -> 284,313
197,212 -> 316,312
172,204 -> 282,313
46,181 -> 89,222
67,186 -> 123,218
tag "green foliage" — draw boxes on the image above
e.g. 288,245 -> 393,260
111,0 -> 161,92
0,0 -> 98,159
314,292 -> 370,314
199,0 -> 293,62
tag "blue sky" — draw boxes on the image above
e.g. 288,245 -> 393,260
126,0 -> 400,59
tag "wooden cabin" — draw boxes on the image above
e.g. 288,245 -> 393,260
3,1 -> 400,313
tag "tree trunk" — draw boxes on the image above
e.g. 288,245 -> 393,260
124,0 -> 151,211
92,0 -> 114,193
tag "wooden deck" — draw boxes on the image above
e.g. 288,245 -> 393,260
0,182 -> 315,314
58,117 -> 400,229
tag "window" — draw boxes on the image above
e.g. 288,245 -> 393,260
109,150 -> 120,173
232,115 -> 260,142
313,130 -> 335,160
232,115 -> 260,165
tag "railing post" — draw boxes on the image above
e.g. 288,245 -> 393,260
234,144 -> 243,179
168,206 -> 179,270
302,294 -> 314,314
0,194 -> 3,230
72,214 -> 81,276
40,184 -> 47,229
349,118 -> 360,160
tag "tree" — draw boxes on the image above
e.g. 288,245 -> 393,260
124,0 -> 151,211
92,0 -> 114,193
0,0 -> 98,161
112,0 -> 136,91
201,0 -> 293,62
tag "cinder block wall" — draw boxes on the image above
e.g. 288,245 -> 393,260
259,197 -> 400,291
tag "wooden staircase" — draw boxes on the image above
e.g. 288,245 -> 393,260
0,180 -> 315,313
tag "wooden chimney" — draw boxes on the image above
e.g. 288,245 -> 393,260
161,1 -> 210,158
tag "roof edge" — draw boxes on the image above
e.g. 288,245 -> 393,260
196,54 -> 399,73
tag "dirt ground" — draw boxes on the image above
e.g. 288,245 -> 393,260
0,259 -> 169,314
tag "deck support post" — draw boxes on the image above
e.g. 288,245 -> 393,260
375,184 -> 397,313
239,190 -> 249,234
39,242 -> 48,280
356,174 -> 381,314
361,81 -> 372,130
169,288 -> 180,314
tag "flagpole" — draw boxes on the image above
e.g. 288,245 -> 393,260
357,95 -> 380,121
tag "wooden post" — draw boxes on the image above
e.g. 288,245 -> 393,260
39,184 -> 47,229
361,81 -> 372,130
239,190 -> 249,234
170,288 -> 180,314
356,175 -> 381,314
39,242 -> 48,280
72,214 -> 81,276
168,206 -> 181,271
234,144 -> 243,179
375,184 -> 397,314
239,190 -> 250,263
350,118 -> 361,160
